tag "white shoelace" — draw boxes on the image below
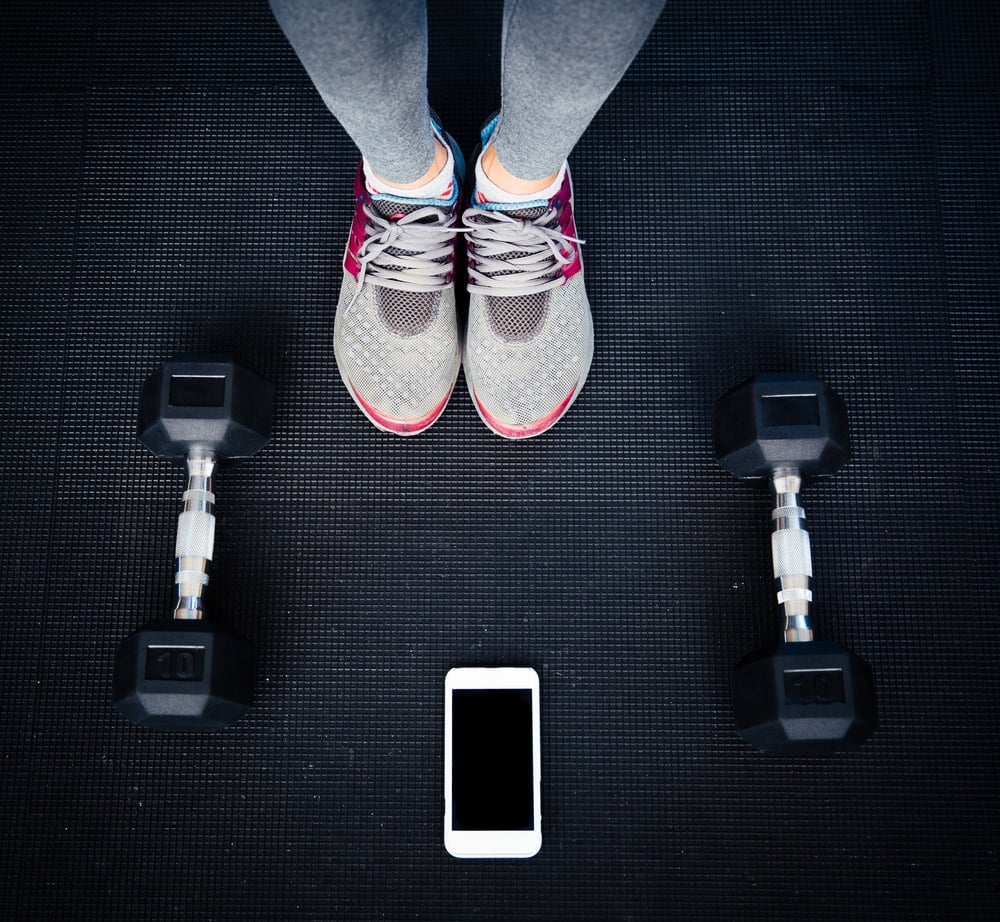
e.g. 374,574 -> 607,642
350,203 -> 457,308
462,205 -> 585,297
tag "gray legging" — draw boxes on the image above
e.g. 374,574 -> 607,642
269,0 -> 666,184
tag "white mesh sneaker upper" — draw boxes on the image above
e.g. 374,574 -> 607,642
335,274 -> 460,425
335,196 -> 461,433
465,273 -> 593,432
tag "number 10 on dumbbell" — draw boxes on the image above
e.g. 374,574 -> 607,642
713,373 -> 878,755
112,355 -> 273,730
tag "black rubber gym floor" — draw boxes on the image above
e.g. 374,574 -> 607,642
2,1 -> 998,919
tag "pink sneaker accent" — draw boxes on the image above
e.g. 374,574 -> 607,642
344,166 -> 369,282
544,172 -> 583,281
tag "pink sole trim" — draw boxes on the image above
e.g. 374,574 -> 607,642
472,384 -> 578,439
349,380 -> 453,436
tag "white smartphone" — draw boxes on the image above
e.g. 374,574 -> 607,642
444,666 -> 542,859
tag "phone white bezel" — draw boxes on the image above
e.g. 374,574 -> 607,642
444,666 -> 542,859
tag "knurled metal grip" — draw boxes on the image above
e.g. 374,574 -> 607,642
770,469 -> 814,642
174,452 -> 216,620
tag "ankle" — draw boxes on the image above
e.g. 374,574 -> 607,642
480,145 -> 559,196
368,137 -> 449,191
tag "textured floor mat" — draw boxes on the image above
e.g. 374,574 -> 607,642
1,2 -> 997,920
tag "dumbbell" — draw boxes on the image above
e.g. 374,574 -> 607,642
112,354 -> 273,730
713,372 -> 877,755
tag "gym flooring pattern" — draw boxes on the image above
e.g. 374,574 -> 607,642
1,1 -> 997,919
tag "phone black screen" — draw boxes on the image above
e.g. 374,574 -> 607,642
451,689 -> 534,831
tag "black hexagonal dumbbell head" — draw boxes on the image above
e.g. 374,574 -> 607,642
138,353 -> 273,462
732,641 -> 877,755
112,619 -> 254,730
713,372 -> 850,480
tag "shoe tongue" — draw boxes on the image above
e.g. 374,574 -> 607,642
372,196 -> 437,220
483,201 -> 549,222
502,204 -> 548,221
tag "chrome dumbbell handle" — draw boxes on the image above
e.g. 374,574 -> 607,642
770,468 -> 815,643
173,450 -> 216,620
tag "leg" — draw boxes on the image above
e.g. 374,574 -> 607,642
490,0 -> 667,183
268,0 -> 437,185
462,0 -> 666,439
270,0 -> 464,435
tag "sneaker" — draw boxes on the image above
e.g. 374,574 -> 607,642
462,124 -> 594,439
334,128 -> 465,435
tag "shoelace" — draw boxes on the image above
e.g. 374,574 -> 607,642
350,203 -> 457,307
461,205 -> 585,298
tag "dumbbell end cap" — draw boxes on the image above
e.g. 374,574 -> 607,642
732,640 -> 877,756
138,354 -> 273,462
713,372 -> 851,480
112,618 -> 254,731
